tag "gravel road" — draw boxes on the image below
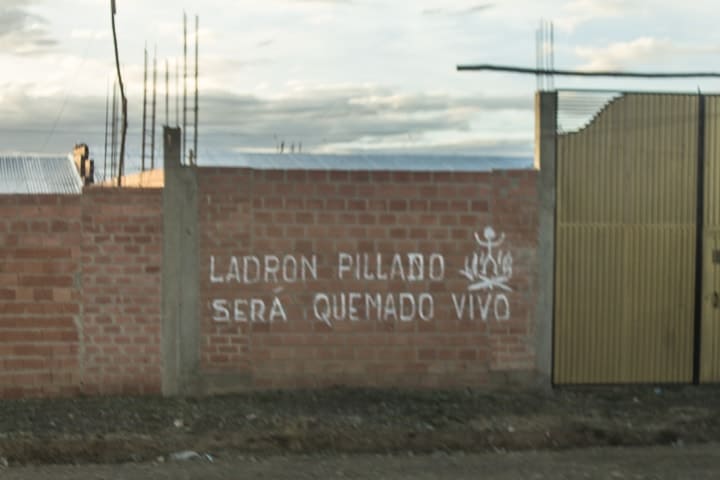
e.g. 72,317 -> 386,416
2,444 -> 718,480
1,385 -> 719,466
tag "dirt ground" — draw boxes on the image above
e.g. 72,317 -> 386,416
3,445 -> 720,479
0,385 -> 719,468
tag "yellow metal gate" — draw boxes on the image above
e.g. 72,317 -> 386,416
554,93 -> 702,384
701,96 -> 720,382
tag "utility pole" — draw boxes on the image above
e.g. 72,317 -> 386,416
110,0 -> 127,186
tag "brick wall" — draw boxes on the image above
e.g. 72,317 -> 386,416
0,190 -> 163,398
0,167 -> 539,397
199,168 -> 538,389
80,189 -> 163,395
0,196 -> 83,397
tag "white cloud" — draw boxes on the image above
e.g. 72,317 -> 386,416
555,0 -> 630,32
12,0 -> 720,160
422,3 -> 494,16
576,37 -> 672,70
278,0 -> 353,4
0,82 -> 533,161
70,29 -> 108,40
575,37 -> 720,70
0,52 -> 114,97
0,0 -> 57,55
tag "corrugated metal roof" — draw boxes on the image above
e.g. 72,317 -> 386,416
0,155 -> 82,194
199,152 -> 534,171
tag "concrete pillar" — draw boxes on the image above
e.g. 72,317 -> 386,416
534,91 -> 557,387
162,126 -> 200,395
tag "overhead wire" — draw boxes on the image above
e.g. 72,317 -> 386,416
40,35 -> 94,153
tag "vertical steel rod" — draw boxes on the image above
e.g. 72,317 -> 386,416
141,46 -> 148,172
550,21 -> 555,90
165,59 -> 169,127
183,12 -> 187,164
151,46 -> 157,170
176,60 -> 179,127
194,14 -> 199,166
110,81 -> 117,184
103,79 -> 109,182
535,26 -> 540,90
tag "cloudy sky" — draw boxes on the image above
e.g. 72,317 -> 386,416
2,0 -> 720,173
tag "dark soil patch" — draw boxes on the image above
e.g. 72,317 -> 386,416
1,385 -> 719,465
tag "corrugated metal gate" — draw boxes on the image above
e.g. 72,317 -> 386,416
701,96 -> 720,382
554,91 -> 720,384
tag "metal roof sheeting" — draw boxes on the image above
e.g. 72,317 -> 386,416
199,152 -> 534,172
0,155 -> 82,194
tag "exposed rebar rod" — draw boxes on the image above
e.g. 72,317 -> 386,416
540,21 -> 545,90
141,46 -> 148,172
193,14 -> 199,166
103,80 -> 109,183
534,27 -> 540,90
165,59 -> 169,127
110,81 -> 117,184
549,22 -> 555,90
544,20 -> 550,89
183,11 -> 187,165
176,60 -> 179,127
151,46 -> 157,170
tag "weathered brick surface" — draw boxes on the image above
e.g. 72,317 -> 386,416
0,189 -> 163,398
0,167 -> 538,397
199,168 -> 538,388
80,189 -> 163,395
0,196 -> 82,397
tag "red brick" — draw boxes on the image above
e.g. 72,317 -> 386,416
0,166 -> 539,396
0,288 -> 15,300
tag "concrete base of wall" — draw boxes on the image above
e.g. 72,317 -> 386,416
188,370 -> 549,396
190,373 -> 253,396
